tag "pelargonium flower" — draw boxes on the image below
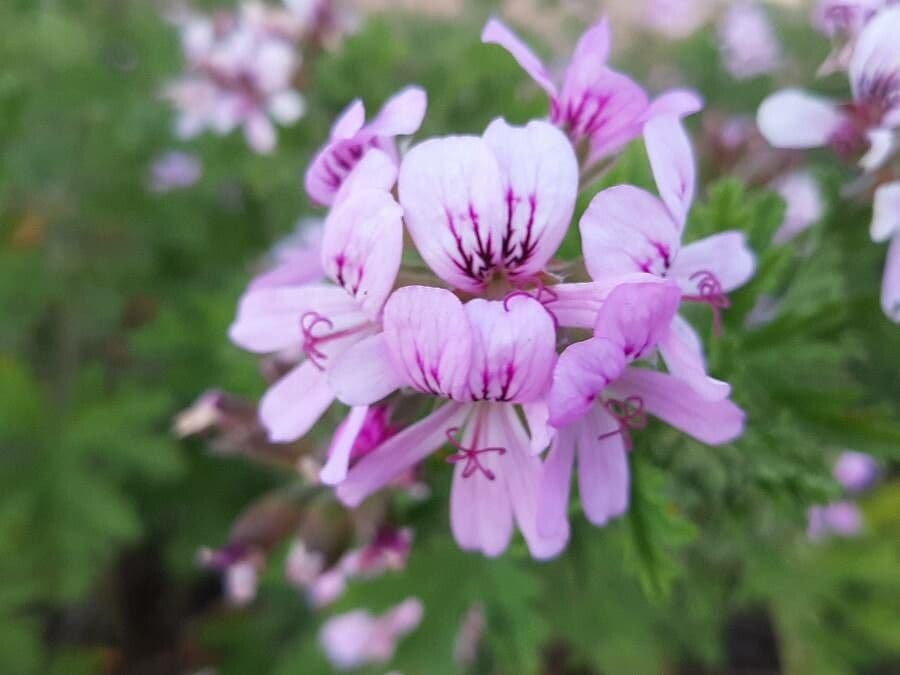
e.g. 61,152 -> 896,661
165,3 -> 308,153
717,3 -> 782,80
482,17 -> 702,170
757,6 -> 900,170
580,113 -> 756,398
812,0 -> 892,72
319,597 -> 424,669
539,282 -> 745,539
833,450 -> 880,493
328,287 -> 566,559
759,6 -> 900,322
229,151 -> 403,443
305,86 -> 427,206
807,501 -> 864,539
148,151 -> 202,192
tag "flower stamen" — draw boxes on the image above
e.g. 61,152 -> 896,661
598,396 -> 647,450
682,270 -> 730,336
445,427 -> 506,480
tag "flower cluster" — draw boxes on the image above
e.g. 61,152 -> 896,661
758,6 -> 900,321
164,1 -> 350,153
229,17 -> 751,560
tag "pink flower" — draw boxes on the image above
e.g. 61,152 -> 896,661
643,0 -> 714,39
808,501 -> 863,539
328,287 -> 566,559
304,86 -> 427,206
165,6 -> 307,153
579,113 -> 756,399
757,6 -> 900,167
482,17 -> 702,169
833,450 -> 880,492
319,597 -> 424,669
717,3 -> 782,80
539,282 -> 746,540
773,171 -> 824,244
148,151 -> 202,192
229,152 -> 404,445
340,526 -> 413,577
812,0 -> 892,72
247,218 -> 324,292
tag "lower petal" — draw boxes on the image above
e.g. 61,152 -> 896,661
260,361 -> 335,443
658,315 -> 731,401
537,427 -> 575,540
611,368 -> 745,445
337,402 -> 468,507
576,406 -> 629,527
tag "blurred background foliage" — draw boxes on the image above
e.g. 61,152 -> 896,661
0,0 -> 898,673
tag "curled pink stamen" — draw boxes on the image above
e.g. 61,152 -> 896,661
598,396 -> 647,450
682,270 -> 731,336
502,278 -> 560,328
300,311 -> 334,370
445,427 -> 506,481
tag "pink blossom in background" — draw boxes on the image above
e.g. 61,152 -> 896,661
247,218 -> 324,292
149,151 -> 202,192
319,598 -> 424,669
812,0 -> 893,72
304,86 -> 427,205
758,6 -> 900,321
773,170 -> 824,243
482,17 -> 702,169
717,3 -> 782,80
643,0 -> 714,39
454,603 -> 486,666
199,544 -> 264,606
165,3 -> 312,153
808,501 -> 863,539
833,450 -> 880,492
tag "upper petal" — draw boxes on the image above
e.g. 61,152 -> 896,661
337,402 -> 469,507
592,280 -> 682,361
848,6 -> 900,109
321,188 -> 404,318
871,181 -> 900,243
331,99 -> 366,140
580,185 -> 681,280
757,89 -> 844,148
333,148 -> 398,205
382,286 -> 474,400
365,85 -> 428,137
464,296 -> 557,403
565,18 -> 612,84
329,333 -> 406,406
669,230 -> 756,293
481,18 -> 557,97
398,136 -> 506,292
611,368 -> 745,445
482,119 -> 578,278
644,114 -> 695,229
548,337 -> 626,427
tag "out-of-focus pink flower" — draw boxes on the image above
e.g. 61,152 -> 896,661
341,526 -> 413,577
834,450 -> 880,492
319,597 -> 424,669
165,5 -> 308,154
580,113 -> 755,399
758,7 -> 900,166
808,501 -> 863,539
717,3 -> 782,80
773,171 -> 824,243
149,151 -> 202,192
482,17 -> 702,169
539,282 -> 745,542
643,0 -> 714,39
812,0 -> 893,72
304,87 -> 427,206
454,603 -> 486,666
247,218 -> 324,292
200,544 -> 264,607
